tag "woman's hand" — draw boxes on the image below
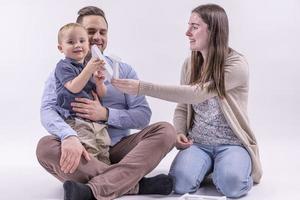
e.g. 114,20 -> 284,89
175,133 -> 193,150
111,78 -> 140,95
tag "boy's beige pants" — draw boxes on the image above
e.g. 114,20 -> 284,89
66,118 -> 111,165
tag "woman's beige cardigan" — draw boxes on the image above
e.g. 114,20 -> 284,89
138,50 -> 262,183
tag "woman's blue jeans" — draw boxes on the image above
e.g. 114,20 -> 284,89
169,144 -> 253,198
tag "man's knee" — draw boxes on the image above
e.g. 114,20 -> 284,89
36,135 -> 61,164
155,121 -> 176,145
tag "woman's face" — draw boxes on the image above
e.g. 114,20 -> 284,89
186,12 -> 209,53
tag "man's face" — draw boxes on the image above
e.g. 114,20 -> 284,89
81,15 -> 108,52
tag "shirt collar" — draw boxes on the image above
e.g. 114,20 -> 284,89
64,57 -> 84,68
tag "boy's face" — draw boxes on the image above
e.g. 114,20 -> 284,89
58,27 -> 89,63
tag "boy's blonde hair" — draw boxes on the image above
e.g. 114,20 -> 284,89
57,23 -> 87,44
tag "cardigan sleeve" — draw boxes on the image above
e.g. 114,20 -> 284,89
173,58 -> 189,134
138,53 -> 248,105
138,80 -> 216,105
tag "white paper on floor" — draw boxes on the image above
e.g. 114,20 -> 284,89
179,193 -> 227,200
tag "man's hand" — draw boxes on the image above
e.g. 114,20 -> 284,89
60,136 -> 90,174
71,91 -> 108,121
175,133 -> 193,150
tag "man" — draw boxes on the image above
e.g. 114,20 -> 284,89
36,6 -> 176,200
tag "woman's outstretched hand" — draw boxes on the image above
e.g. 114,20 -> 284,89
111,78 -> 140,95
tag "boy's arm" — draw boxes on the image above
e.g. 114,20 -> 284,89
95,82 -> 107,98
64,67 -> 94,93
63,58 -> 104,93
94,70 -> 107,98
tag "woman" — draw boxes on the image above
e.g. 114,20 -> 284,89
112,4 -> 262,198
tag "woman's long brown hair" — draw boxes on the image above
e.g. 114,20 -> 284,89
190,4 -> 229,98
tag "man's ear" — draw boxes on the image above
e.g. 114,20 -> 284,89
57,44 -> 63,53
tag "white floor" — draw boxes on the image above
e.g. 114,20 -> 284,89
1,127 -> 300,200
1,94 -> 299,199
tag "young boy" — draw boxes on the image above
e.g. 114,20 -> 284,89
55,23 -> 111,165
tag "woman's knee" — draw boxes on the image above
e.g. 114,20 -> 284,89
170,167 -> 199,194
213,172 -> 253,198
172,175 -> 198,194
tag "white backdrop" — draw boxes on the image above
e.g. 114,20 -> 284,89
0,0 -> 300,197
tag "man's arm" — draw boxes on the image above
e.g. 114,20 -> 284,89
40,71 -> 77,139
106,94 -> 151,130
106,63 -> 151,130
40,71 -> 90,173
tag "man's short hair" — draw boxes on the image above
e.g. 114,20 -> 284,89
76,6 -> 108,26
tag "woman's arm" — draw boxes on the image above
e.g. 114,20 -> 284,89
173,58 -> 189,135
112,54 -> 248,105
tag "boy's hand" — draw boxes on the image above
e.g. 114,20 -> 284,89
93,70 -> 105,83
85,58 -> 105,74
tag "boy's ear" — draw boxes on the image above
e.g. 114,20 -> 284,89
57,45 -> 63,53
